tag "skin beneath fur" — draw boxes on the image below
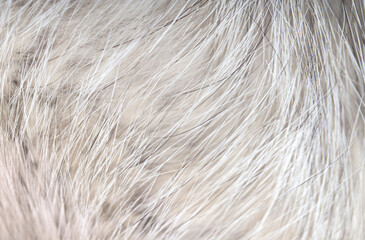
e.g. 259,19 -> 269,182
0,0 -> 364,239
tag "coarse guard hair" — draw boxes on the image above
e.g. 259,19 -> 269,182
0,0 -> 364,239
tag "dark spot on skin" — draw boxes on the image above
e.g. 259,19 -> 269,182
140,215 -> 156,231
18,173 -> 29,193
21,141 -> 29,156
30,160 -> 38,171
101,201 -> 113,219
12,79 -> 20,86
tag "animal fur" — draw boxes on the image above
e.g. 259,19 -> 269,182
0,0 -> 364,239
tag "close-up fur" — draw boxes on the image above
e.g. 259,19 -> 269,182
0,0 -> 364,239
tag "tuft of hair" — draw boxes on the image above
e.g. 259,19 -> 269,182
0,0 -> 364,239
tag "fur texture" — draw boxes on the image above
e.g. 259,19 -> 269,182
0,0 -> 364,239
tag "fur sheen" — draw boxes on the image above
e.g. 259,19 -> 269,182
0,0 -> 364,239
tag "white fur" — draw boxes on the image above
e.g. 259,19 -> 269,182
0,0 -> 364,239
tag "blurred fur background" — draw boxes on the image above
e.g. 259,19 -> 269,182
0,0 -> 364,239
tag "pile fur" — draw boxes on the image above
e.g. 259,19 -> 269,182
0,0 -> 364,239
